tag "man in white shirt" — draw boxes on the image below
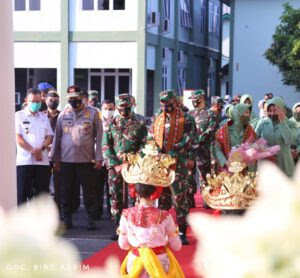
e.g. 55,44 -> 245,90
15,88 -> 54,205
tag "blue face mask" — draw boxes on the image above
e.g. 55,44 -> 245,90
29,102 -> 41,113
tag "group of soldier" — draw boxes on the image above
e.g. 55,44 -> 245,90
16,82 -> 300,246
102,89 -> 225,244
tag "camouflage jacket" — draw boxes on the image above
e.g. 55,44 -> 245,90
102,114 -> 148,169
188,108 -> 219,146
148,111 -> 198,168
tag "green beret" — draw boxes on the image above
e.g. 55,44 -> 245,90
115,93 -> 132,107
188,89 -> 205,99
159,90 -> 177,101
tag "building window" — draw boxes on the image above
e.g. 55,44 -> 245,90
82,0 -> 94,10
163,0 -> 170,20
200,0 -> 206,33
86,68 -> 131,102
82,0 -> 124,11
29,0 -> 40,11
180,0 -> 192,28
114,0 -> 125,10
98,0 -> 109,10
162,66 -> 168,91
216,6 -> 220,38
177,67 -> 186,96
208,2 -> 214,33
15,0 -> 26,11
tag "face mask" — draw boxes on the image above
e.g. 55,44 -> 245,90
131,106 -> 136,113
293,112 -> 300,121
29,102 -> 41,113
192,99 -> 201,108
269,115 -> 279,122
118,107 -> 131,117
161,104 -> 174,113
102,110 -> 114,120
39,102 -> 48,111
47,101 -> 59,110
68,99 -> 82,109
240,115 -> 250,126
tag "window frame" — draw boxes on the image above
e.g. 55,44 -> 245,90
29,0 -> 41,11
180,0 -> 192,28
14,0 -> 26,11
88,68 -> 132,101
82,0 -> 125,11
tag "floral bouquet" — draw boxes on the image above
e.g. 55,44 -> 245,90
229,138 -> 280,165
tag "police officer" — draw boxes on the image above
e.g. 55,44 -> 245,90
102,94 -> 148,240
50,86 -> 103,230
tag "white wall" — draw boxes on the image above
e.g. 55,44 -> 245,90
69,0 -> 138,31
69,42 -> 138,99
0,1 -> 17,210
13,0 -> 61,31
222,16 -> 230,66
147,45 -> 156,70
14,42 -> 61,92
232,0 -> 300,111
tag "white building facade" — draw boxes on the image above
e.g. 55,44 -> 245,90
13,0 -> 226,115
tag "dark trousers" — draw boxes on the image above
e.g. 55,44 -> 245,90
17,165 -> 51,205
50,162 -> 62,212
61,162 -> 97,218
95,166 -> 111,217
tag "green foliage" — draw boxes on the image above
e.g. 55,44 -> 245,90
264,3 -> 300,91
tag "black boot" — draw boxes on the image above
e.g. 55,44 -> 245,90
179,225 -> 189,245
87,215 -> 96,231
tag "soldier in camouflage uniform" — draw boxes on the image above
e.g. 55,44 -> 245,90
210,96 -> 225,174
188,90 -> 220,188
102,94 -> 148,240
149,90 -> 198,245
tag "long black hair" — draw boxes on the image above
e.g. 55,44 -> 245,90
135,183 -> 156,199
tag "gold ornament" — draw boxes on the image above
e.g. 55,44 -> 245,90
203,160 -> 258,210
121,140 -> 176,187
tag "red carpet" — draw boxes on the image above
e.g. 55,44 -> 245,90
82,191 -> 219,277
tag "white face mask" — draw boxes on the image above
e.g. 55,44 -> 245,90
102,110 -> 115,120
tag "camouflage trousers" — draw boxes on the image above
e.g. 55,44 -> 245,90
197,157 -> 211,186
187,170 -> 197,209
158,174 -> 190,227
108,168 -> 128,225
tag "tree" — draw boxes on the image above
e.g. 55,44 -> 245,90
264,3 -> 300,91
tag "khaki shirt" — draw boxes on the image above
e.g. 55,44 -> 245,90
50,105 -> 103,163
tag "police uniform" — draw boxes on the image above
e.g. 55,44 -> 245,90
102,94 -> 148,227
50,91 -> 103,229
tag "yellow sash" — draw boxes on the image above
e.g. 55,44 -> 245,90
120,247 -> 185,278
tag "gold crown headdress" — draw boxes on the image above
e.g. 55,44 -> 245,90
121,141 -> 176,187
203,152 -> 258,210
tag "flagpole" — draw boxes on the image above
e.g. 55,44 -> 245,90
0,1 -> 17,210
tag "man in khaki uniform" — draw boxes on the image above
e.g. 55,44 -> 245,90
50,86 -> 103,230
